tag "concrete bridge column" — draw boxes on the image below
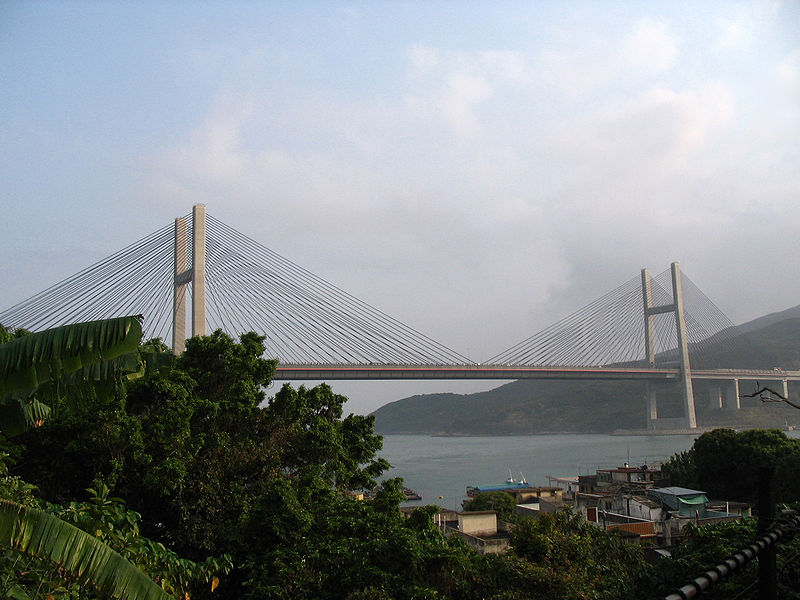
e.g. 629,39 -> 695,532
647,382 -> 658,429
708,384 -> 723,410
172,204 -> 207,354
671,263 -> 696,429
724,379 -> 740,410
191,204 -> 207,338
172,217 -> 189,355
641,263 -> 697,429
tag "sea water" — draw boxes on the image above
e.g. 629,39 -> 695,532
378,433 -> 699,510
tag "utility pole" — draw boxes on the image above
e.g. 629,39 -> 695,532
758,466 -> 777,600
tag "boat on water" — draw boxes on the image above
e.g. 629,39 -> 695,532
505,469 -> 527,485
466,470 -> 530,498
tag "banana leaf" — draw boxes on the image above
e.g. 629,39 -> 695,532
0,397 -> 51,438
0,316 -> 144,399
0,317 -> 144,435
0,500 -> 171,600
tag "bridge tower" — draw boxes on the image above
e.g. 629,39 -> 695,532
641,262 -> 697,429
171,204 -> 207,354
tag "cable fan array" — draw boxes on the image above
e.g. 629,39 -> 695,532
486,269 -> 739,367
0,212 -> 740,368
0,223 -> 176,337
201,215 -> 470,365
0,213 -> 470,365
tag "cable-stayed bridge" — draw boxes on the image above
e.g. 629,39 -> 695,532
2,205 -> 797,429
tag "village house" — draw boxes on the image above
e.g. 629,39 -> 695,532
400,507 -> 511,555
573,465 -> 746,544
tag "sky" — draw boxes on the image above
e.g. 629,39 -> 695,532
1,1 -> 799,415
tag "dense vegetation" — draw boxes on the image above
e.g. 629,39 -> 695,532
662,427 -> 800,504
3,319 -> 800,599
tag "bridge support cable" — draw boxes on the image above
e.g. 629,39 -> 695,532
487,267 -> 739,370
1,226 -> 170,328
201,215 -> 471,365
1,205 -> 742,374
204,240 -> 420,363
204,218 -> 435,362
0,223 -> 176,340
487,274 -> 652,366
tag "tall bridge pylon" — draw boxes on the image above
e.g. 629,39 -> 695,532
172,205 -> 207,354
642,262 -> 696,429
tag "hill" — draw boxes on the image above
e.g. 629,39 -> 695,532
372,307 -> 800,435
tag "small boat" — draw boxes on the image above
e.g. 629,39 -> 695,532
505,469 -> 527,485
467,469 -> 530,497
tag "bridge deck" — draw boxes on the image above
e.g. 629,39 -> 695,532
274,365 -> 800,382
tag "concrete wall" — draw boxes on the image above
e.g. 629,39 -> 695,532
458,511 -> 497,537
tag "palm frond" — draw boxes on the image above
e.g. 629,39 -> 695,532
0,316 -> 143,399
0,500 -> 171,600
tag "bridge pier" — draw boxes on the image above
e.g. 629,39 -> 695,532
172,217 -> 189,354
704,379 -> 741,411
647,382 -> 658,424
708,384 -> 723,410
725,379 -> 741,410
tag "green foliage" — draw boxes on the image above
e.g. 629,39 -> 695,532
0,499 -> 171,600
0,454 -> 37,507
0,316 -> 143,398
237,478 -> 467,600
120,330 -> 281,554
464,491 -> 517,523
509,510 -> 647,599
265,383 -> 390,491
639,516 -> 800,600
662,428 -> 800,502
0,449 -> 230,600
0,317 -> 144,437
49,484 -> 232,598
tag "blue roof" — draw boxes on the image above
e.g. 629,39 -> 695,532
652,487 -> 706,497
473,483 -> 529,492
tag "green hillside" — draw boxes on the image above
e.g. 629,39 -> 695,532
373,310 -> 800,435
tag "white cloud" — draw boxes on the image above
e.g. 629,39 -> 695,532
777,48 -> 800,97
440,72 -> 494,136
405,45 -> 526,136
534,17 -> 678,98
620,18 -> 678,72
712,2 -> 784,53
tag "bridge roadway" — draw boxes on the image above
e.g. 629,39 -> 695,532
274,364 -> 800,382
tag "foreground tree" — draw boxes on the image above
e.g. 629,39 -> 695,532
509,509 -> 647,599
463,491 -> 518,523
6,328 -> 401,598
662,428 -> 800,502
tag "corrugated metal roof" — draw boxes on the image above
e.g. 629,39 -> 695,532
651,486 -> 706,496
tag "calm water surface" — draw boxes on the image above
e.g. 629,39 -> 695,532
378,434 -> 698,510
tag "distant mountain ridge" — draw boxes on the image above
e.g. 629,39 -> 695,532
372,306 -> 800,435
737,305 -> 800,333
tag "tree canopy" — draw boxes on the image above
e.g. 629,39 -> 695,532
8,323 -> 799,599
661,427 -> 800,502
